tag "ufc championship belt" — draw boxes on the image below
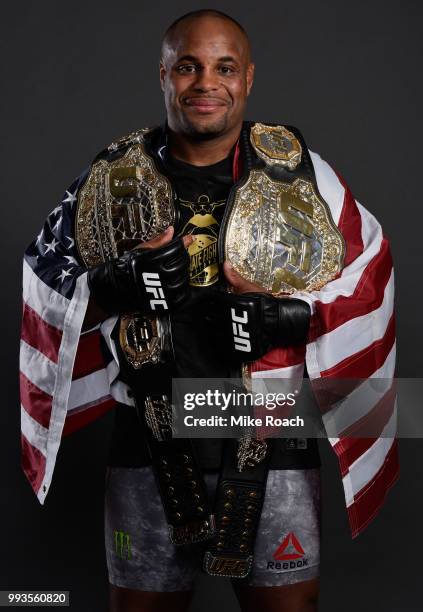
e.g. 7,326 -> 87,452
223,122 -> 345,295
75,127 -> 215,545
204,122 -> 345,578
76,128 -> 175,368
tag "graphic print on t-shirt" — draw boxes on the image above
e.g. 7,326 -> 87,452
178,195 -> 226,286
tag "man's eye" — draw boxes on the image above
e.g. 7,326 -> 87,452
177,65 -> 196,73
220,66 -> 235,74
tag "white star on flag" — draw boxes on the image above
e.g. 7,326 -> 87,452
63,189 -> 77,207
56,268 -> 74,283
51,205 -> 62,216
65,235 -> 75,248
35,230 -> 43,245
63,255 -> 78,265
44,238 -> 60,254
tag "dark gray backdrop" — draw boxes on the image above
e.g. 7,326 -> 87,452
1,1 -> 422,610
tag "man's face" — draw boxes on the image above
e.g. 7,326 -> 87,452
160,17 -> 254,139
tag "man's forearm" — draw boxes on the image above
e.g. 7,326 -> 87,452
82,295 -> 109,331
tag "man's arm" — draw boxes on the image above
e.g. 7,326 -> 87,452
81,295 -> 109,331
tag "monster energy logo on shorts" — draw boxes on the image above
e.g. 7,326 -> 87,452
114,530 -> 131,560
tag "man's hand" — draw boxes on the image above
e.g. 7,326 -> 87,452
85,226 -> 193,320
204,260 -> 310,364
223,261 -> 269,294
135,226 -> 194,251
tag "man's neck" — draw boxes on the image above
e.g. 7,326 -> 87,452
167,124 -> 242,167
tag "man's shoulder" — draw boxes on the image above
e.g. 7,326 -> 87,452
249,120 -> 316,173
90,126 -> 158,164
252,122 -> 334,174
106,126 -> 156,153
251,120 -> 304,136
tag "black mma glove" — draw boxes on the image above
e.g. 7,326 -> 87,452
206,291 -> 311,363
87,238 -> 190,315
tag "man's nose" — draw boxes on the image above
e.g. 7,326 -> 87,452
193,67 -> 219,91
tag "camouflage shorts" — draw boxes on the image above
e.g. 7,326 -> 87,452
104,466 -> 321,592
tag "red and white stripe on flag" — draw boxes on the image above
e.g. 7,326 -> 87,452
250,151 -> 398,538
20,261 -> 117,503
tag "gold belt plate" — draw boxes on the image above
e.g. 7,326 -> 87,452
203,552 -> 253,578
224,170 -> 345,294
119,314 -> 164,369
250,123 -> 302,170
76,142 -> 174,267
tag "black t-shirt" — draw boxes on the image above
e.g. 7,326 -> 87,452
106,151 -> 320,470
168,152 -> 232,288
164,152 -> 235,380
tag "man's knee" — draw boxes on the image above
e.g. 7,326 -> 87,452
291,580 -> 319,612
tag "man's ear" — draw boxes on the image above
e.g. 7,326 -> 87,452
159,60 -> 166,92
246,62 -> 255,96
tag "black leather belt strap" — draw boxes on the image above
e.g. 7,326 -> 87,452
203,438 -> 273,578
137,391 -> 215,545
113,320 -> 216,546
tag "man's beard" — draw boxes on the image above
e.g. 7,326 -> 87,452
178,111 -> 229,141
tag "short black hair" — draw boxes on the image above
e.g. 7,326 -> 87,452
161,9 -> 251,60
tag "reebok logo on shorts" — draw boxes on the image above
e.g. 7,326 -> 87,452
274,532 -> 305,560
267,532 -> 309,571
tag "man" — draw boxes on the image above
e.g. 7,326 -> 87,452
20,9 -> 398,612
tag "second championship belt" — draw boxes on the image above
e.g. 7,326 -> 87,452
76,128 -> 175,367
224,123 -> 345,295
76,128 -> 215,545
204,122 -> 346,578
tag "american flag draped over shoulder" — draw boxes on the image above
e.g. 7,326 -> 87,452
20,147 -> 398,537
251,151 -> 398,537
20,173 -> 120,503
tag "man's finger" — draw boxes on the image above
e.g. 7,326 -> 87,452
223,261 -> 268,294
134,226 -> 174,250
132,227 -> 195,253
183,234 -> 195,248
223,261 -> 243,290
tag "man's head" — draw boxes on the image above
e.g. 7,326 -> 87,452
160,10 -> 254,140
